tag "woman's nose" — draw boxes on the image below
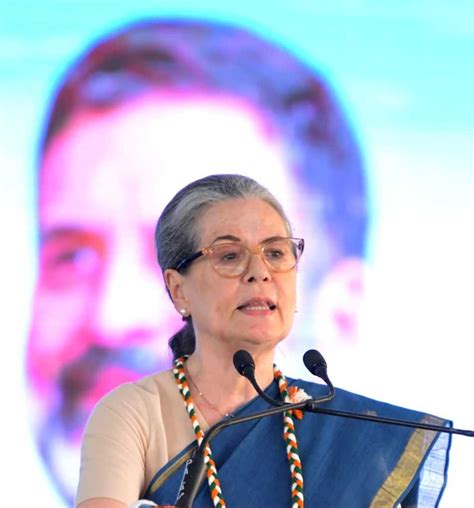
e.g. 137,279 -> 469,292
244,252 -> 272,283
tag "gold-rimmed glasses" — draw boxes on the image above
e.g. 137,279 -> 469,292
173,237 -> 304,278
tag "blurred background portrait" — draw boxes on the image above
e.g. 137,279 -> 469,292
26,19 -> 367,503
1,2 -> 472,507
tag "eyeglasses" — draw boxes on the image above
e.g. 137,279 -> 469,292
173,237 -> 304,278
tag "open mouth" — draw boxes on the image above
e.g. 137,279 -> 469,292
237,298 -> 277,311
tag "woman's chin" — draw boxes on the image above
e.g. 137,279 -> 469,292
233,328 -> 287,350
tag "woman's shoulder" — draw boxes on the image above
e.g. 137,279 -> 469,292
90,369 -> 177,419
100,368 -> 174,395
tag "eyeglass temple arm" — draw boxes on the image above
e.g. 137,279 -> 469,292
173,251 -> 205,272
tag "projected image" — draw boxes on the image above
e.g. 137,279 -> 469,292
26,19 -> 367,503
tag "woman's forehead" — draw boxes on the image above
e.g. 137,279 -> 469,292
196,198 -> 289,245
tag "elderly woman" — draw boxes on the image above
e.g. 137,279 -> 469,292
76,174 -> 450,508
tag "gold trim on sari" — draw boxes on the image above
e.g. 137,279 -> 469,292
370,415 -> 445,507
148,446 -> 196,496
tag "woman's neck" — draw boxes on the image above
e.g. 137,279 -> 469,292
184,342 -> 275,424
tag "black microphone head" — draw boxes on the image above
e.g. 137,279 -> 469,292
233,350 -> 255,378
303,349 -> 328,380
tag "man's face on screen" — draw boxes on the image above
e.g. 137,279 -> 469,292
26,92 -> 302,499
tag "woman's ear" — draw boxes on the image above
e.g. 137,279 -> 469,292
164,269 -> 189,314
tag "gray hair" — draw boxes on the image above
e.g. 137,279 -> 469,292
155,173 -> 292,275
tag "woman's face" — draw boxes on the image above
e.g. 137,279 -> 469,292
172,198 -> 298,352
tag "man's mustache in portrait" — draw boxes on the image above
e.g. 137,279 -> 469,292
42,341 -> 171,440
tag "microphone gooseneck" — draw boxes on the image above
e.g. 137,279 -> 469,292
303,349 -> 334,396
232,349 -> 287,406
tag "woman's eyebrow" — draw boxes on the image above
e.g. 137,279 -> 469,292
262,235 -> 286,243
211,234 -> 241,243
211,234 -> 287,245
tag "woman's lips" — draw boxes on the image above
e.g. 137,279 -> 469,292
237,298 -> 277,312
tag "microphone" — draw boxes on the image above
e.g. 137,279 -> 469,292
233,349 -> 255,379
234,349 -> 336,409
303,349 -> 328,383
302,349 -> 335,408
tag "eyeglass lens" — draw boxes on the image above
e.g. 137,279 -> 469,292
210,239 -> 301,276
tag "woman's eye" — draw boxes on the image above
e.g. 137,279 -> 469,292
220,250 -> 241,263
267,249 -> 284,258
